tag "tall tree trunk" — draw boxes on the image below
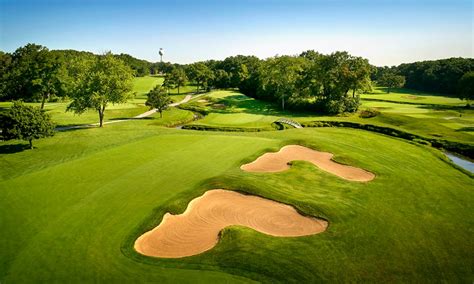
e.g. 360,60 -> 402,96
98,105 -> 105,127
29,139 -> 33,149
98,110 -> 103,127
160,110 -> 163,118
178,85 -> 180,95
40,93 -> 48,109
352,89 -> 356,98
281,95 -> 285,111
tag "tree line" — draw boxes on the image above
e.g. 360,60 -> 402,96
2,44 -> 473,149
373,57 -> 474,99
159,50 -> 373,114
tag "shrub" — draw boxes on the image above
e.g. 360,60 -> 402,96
0,101 -> 55,148
343,96 -> 360,113
359,108 -> 380,118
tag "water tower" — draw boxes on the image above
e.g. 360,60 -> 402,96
159,48 -> 164,62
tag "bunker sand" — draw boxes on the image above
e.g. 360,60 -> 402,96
135,190 -> 327,258
241,145 -> 375,182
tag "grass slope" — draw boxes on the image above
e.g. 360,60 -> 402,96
1,121 -> 472,282
183,90 -> 473,143
361,87 -> 466,106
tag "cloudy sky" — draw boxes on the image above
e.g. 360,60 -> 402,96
1,0 -> 472,66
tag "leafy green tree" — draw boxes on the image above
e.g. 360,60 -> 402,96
145,86 -> 172,118
55,51 -> 96,98
186,63 -> 214,92
299,50 -> 322,62
114,53 -> 151,76
0,51 -> 12,98
396,58 -> 474,94
67,52 -> 133,127
161,76 -> 174,94
259,56 -> 305,110
300,51 -> 362,113
458,71 -> 474,105
212,69 -> 231,88
347,57 -> 372,97
378,73 -> 406,93
0,101 -> 55,148
165,68 -> 188,94
2,44 -> 63,109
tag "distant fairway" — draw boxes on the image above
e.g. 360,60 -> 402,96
0,76 -> 168,127
361,87 -> 466,106
183,90 -> 474,143
132,75 -> 164,97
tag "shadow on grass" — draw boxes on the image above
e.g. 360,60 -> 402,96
217,94 -> 333,119
456,127 -> 474,132
420,104 -> 471,111
0,143 -> 31,154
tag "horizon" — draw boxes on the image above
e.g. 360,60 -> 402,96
0,0 -> 473,66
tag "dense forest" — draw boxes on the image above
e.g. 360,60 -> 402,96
374,58 -> 474,95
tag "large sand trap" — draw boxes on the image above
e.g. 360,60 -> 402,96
241,145 -> 375,182
134,189 -> 327,258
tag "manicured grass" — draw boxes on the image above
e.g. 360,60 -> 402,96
361,87 -> 466,106
183,90 -> 473,143
0,121 -> 472,282
193,113 -> 279,129
0,77 -> 166,127
1,86 -> 472,282
149,107 -> 195,127
185,90 -> 292,130
132,76 -> 164,97
295,99 -> 474,142
169,84 -> 198,95
0,101 -> 150,127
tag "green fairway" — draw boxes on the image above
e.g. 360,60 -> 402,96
182,90 -> 474,143
149,107 -> 195,127
0,101 -> 150,127
132,76 -> 164,97
2,2 -> 472,282
1,120 -> 472,282
361,87 -> 466,106
0,76 -> 169,127
184,90 -> 293,130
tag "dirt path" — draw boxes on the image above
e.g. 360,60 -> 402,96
241,145 -> 375,182
56,94 -> 196,131
134,189 -> 327,258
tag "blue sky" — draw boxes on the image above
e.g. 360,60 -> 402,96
0,0 -> 472,66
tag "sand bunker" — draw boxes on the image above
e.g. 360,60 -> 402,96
134,189 -> 327,258
241,145 -> 375,182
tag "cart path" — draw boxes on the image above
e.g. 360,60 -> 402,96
56,94 -> 199,131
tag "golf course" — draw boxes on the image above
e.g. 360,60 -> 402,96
1,75 -> 473,282
1,0 -> 473,282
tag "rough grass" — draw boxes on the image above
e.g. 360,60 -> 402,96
0,122 -> 472,282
